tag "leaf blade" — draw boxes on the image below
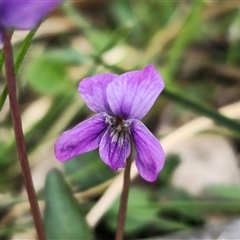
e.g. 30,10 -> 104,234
44,169 -> 93,240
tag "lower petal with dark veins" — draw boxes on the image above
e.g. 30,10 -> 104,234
99,127 -> 131,170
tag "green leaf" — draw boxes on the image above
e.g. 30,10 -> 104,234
64,150 -> 115,191
0,29 -> 37,111
14,28 -> 38,73
44,169 -> 94,240
155,187 -> 204,224
157,154 -> 181,185
162,88 -> 240,134
153,218 -> 189,232
160,200 -> 240,213
25,53 -> 73,96
105,187 -> 190,234
163,1 -> 204,82
155,187 -> 193,201
0,50 -> 4,72
110,1 -> 135,27
39,48 -> 88,65
105,187 -> 159,233
203,185 -> 240,201
0,86 -> 8,112
62,2 -> 109,52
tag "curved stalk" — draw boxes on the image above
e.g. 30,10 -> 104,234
2,28 -> 45,240
115,139 -> 133,240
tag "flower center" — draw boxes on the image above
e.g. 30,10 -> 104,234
115,117 -> 123,132
105,114 -> 131,134
105,114 -> 131,144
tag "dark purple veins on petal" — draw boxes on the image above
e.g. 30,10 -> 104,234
131,119 -> 165,182
99,118 -> 131,170
54,113 -> 108,161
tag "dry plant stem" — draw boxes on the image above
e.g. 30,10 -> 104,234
2,28 -> 46,240
115,140 -> 132,240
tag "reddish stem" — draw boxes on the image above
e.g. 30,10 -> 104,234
115,140 -> 132,240
2,28 -> 46,240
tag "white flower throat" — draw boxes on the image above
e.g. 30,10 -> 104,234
105,114 -> 131,143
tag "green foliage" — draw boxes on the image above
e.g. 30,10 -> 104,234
163,1 -> 205,82
105,187 -> 192,235
105,187 -> 160,233
24,50 -> 76,96
157,154 -> 181,185
1,1 -> 240,239
0,51 -> 4,72
162,88 -> 240,134
203,185 -> 240,201
0,29 -> 37,111
44,169 -> 93,240
64,150 -> 115,191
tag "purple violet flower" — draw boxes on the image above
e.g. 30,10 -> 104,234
55,65 -> 165,182
0,0 -> 62,48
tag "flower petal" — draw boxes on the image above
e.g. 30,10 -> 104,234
54,113 -> 107,161
79,73 -> 118,114
131,120 -> 165,182
0,0 -> 62,30
99,127 -> 131,170
106,65 -> 164,120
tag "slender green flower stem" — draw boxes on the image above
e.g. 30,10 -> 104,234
0,29 -> 37,111
0,85 -> 8,111
115,139 -> 133,240
162,88 -> 240,134
2,28 -> 46,240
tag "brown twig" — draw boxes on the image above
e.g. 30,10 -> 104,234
2,28 -> 46,240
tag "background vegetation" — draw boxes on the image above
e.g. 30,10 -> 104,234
1,1 -> 240,239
